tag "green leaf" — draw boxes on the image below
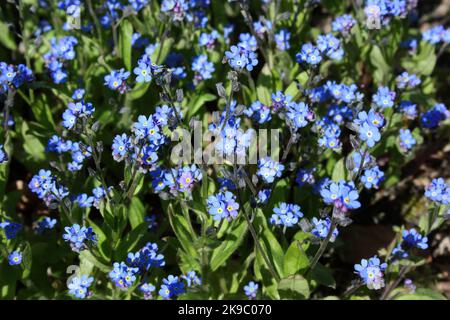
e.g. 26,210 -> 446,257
401,41 -> 437,76
394,288 -> 446,300
309,263 -> 335,289
278,275 -> 310,299
370,45 -> 391,84
0,21 -> 16,50
283,241 -> 309,276
129,197 -> 146,229
119,20 -> 133,71
168,205 -> 198,259
21,121 -> 46,162
210,219 -> 248,271
151,38 -> 174,65
117,223 -> 148,258
331,158 -> 346,181
79,251 -> 111,273
188,93 -> 216,117
127,82 -> 150,101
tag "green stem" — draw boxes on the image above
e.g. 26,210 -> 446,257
306,212 -> 338,275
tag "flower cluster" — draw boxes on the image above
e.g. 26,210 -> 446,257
33,217 -> 57,234
257,157 -> 284,183
104,69 -> 130,93
353,109 -> 385,148
364,0 -> 413,26
207,191 -> 240,221
332,14 -> 356,36
0,62 -> 33,94
28,169 -> 69,206
47,136 -> 92,172
311,217 -> 339,242
151,165 -> 203,195
361,166 -> 384,189
109,262 -> 139,289
422,25 -> 450,45
63,224 -> 97,252
224,43 -> 258,72
420,103 -> 449,129
296,33 -> 343,66
43,36 -> 78,83
396,72 -> 421,90
192,54 -> 215,85
424,178 -> 449,205
399,128 -> 416,151
270,203 -> 304,228
392,228 -> 428,258
0,220 -> 22,239
112,109 -> 175,171
373,86 -> 396,109
320,180 -> 361,212
354,256 -> 387,290
126,242 -> 165,273
68,275 -> 94,299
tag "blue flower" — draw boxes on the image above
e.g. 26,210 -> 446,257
256,189 -> 271,205
238,33 -> 257,51
43,36 -> 77,84
75,193 -> 94,208
192,54 -> 215,84
244,100 -> 271,124
420,103 -> 449,129
198,30 -> 219,48
423,25 -> 445,44
8,251 -> 22,266
34,217 -> 57,234
398,101 -> 417,119
104,68 -> 130,93
311,217 -> 339,242
320,180 -> 361,212
401,228 -> 428,250
139,283 -> 156,299
286,101 -> 314,129
0,220 -> 23,239
112,134 -> 131,162
159,275 -> 185,299
354,256 -> 387,290
71,88 -> 85,100
257,157 -> 284,183
425,178 -> 449,205
359,122 -> 381,148
396,72 -> 421,90
332,14 -> 356,35
127,242 -> 165,272
275,29 -> 290,51
63,224 -> 97,252
270,203 -> 303,227
0,144 -> 8,164
373,86 -> 396,109
109,262 -> 139,289
244,281 -> 258,299
361,166 -> 384,189
207,191 -> 240,221
183,271 -> 202,287
296,168 -> 315,187
68,275 -> 94,299
399,129 -> 416,151
224,45 -> 258,72
134,62 -> 152,83
296,43 -> 322,65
